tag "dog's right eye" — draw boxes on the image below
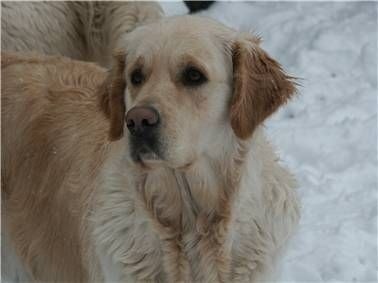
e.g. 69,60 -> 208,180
182,66 -> 207,87
130,69 -> 144,86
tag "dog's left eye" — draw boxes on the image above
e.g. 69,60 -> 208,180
130,69 -> 144,86
182,67 -> 207,86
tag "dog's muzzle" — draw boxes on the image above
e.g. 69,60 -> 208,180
126,106 -> 162,163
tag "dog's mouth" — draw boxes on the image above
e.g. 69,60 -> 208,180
129,136 -> 193,170
130,138 -> 164,169
136,146 -> 160,161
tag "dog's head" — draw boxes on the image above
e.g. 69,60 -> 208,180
102,16 -> 296,169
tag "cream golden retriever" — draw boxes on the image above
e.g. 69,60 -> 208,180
2,16 -> 300,282
1,1 -> 163,67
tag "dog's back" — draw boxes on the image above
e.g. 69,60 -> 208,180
1,3 -> 87,59
1,2 -> 163,67
1,52 -> 109,281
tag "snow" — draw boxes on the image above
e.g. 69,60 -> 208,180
161,1 -> 377,281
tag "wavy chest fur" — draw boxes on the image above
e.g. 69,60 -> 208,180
93,132 -> 299,283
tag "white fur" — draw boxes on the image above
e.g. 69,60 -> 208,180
93,127 -> 300,282
1,230 -> 31,282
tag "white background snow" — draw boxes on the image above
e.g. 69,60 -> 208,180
162,1 -> 377,281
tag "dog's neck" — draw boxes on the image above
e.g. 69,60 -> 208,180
133,137 -> 249,221
126,135 -> 251,282
95,128 -> 294,282
96,129 -> 260,282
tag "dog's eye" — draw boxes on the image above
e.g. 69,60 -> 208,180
182,67 -> 207,86
130,69 -> 144,86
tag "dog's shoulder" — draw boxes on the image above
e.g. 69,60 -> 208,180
2,52 -> 107,125
2,52 -> 110,160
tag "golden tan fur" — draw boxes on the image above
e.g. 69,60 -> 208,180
2,52 -> 111,281
2,16 -> 300,282
230,40 -> 296,139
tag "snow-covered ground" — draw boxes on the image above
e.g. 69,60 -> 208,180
162,2 -> 377,281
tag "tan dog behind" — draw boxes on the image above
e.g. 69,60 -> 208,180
1,52 -> 111,281
2,16 -> 300,282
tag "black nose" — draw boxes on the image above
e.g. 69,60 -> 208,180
126,106 -> 160,136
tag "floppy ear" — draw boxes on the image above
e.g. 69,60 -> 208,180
230,38 -> 296,139
100,50 -> 126,141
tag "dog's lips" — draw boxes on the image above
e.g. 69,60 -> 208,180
138,150 -> 159,162
176,161 -> 194,171
133,146 -> 163,169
